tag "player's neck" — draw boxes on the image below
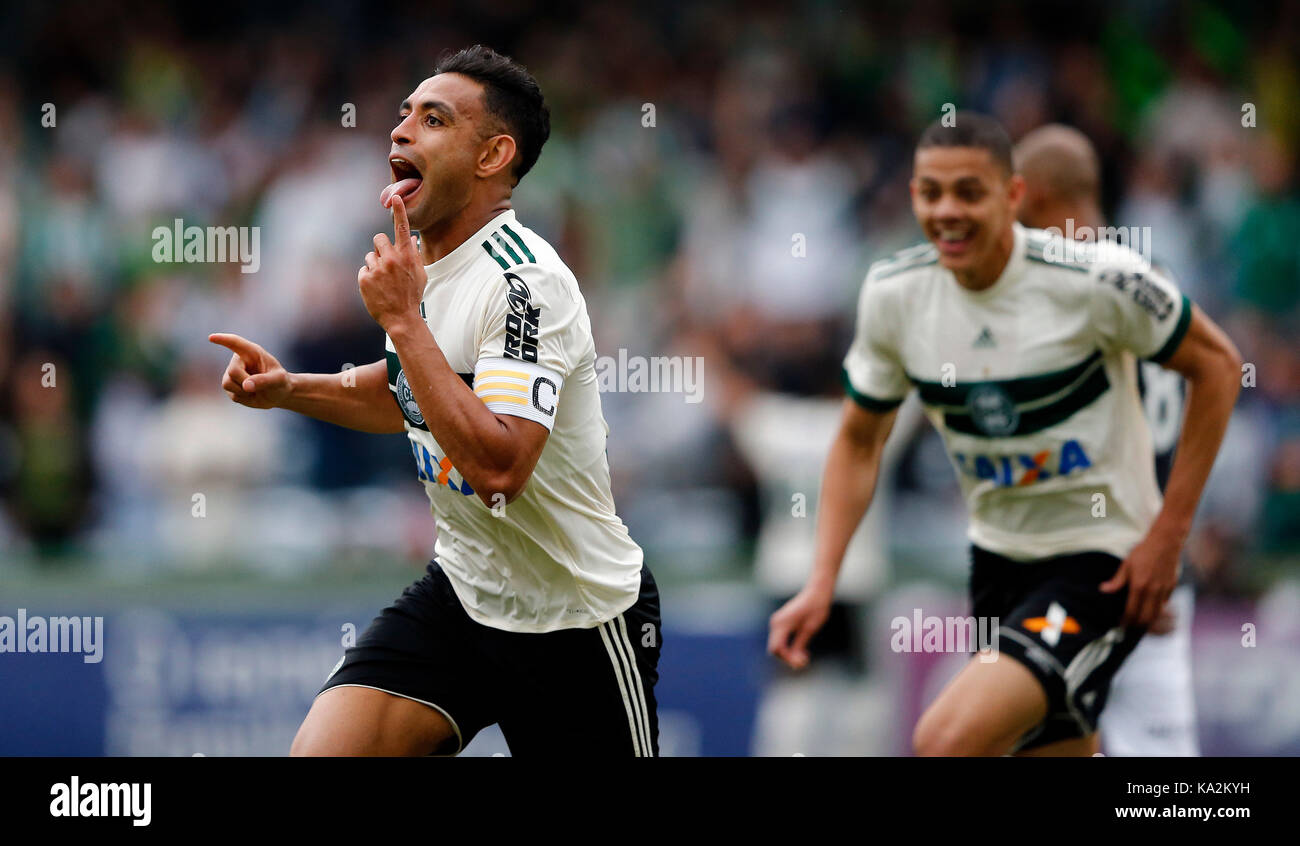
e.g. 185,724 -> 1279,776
418,197 -> 513,265
954,226 -> 1016,291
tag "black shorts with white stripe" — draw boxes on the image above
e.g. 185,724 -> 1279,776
969,545 -> 1146,752
320,560 -> 661,756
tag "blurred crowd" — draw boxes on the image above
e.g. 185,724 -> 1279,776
1,0 -> 1296,593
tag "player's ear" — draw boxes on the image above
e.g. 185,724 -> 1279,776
478,134 -> 517,181
1006,172 -> 1026,208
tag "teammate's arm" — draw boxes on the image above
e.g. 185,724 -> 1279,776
210,334 -> 405,434
1101,305 -> 1242,626
359,195 -> 547,507
769,399 -> 898,669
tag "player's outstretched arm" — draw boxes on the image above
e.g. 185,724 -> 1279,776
209,333 -> 404,434
1101,305 -> 1243,626
769,399 -> 898,669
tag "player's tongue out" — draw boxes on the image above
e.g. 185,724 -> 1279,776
380,177 -> 422,208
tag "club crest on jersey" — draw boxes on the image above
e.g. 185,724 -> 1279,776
502,272 -> 540,363
966,384 -> 1019,437
395,370 -> 424,425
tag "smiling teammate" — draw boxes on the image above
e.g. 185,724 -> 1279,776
768,112 -> 1241,756
210,45 -> 659,757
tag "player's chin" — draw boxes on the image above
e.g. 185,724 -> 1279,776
936,248 -> 977,272
399,192 -> 431,227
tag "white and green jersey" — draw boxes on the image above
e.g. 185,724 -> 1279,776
385,209 -> 643,633
842,223 -> 1192,561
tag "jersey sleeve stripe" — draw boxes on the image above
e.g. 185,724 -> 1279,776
481,241 -> 511,270
491,231 -> 524,265
1025,253 -> 1090,273
841,367 -> 905,412
500,224 -> 536,263
873,250 -> 939,280
1147,294 -> 1193,364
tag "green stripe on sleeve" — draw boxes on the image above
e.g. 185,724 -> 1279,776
841,367 -> 904,412
500,224 -> 535,263
491,231 -> 523,265
1025,253 -> 1090,273
481,241 -> 511,270
1148,294 -> 1193,364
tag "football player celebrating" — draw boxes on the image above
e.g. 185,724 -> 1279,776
769,113 -> 1240,756
212,46 -> 659,757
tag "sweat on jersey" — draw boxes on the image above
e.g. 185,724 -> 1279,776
384,209 -> 644,633
842,223 -> 1193,562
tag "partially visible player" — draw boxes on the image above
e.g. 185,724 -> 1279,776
770,112 -> 1242,756
210,46 -> 659,756
1015,124 -> 1199,756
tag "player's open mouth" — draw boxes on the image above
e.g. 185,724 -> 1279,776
933,225 -> 975,256
382,155 -> 424,208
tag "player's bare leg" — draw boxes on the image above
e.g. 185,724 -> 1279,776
1015,734 -> 1100,757
912,655 -> 1048,756
291,686 -> 459,756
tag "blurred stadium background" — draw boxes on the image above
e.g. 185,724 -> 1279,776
1,0 -> 1297,755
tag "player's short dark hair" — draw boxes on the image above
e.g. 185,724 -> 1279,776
434,45 -> 550,186
916,112 -> 1014,176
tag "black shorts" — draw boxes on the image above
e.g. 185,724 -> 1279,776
320,561 -> 661,756
970,545 -> 1146,751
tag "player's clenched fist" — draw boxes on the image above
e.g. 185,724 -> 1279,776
209,333 -> 293,409
358,193 -> 424,332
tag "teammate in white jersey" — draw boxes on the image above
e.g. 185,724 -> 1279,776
210,46 -> 659,756
1015,124 -> 1199,756
769,113 -> 1241,756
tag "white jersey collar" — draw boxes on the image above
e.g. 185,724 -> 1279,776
423,208 -> 518,285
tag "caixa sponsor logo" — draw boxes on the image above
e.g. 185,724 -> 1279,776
410,441 -> 474,496
953,439 -> 1092,487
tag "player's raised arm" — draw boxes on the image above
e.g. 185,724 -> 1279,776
209,333 -> 405,434
360,194 -> 550,506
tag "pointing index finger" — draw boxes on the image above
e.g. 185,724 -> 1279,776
208,333 -> 262,367
392,193 -> 412,251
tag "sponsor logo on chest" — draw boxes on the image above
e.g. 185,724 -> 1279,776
953,439 -> 1093,487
